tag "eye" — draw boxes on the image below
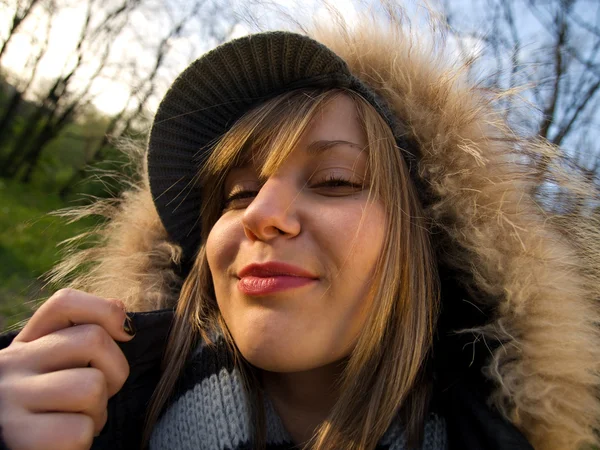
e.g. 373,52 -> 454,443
223,189 -> 258,210
311,174 -> 364,191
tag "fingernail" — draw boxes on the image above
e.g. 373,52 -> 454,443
113,299 -> 126,311
123,313 -> 136,337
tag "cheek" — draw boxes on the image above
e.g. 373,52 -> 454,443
319,200 -> 386,275
339,202 -> 385,293
206,216 -> 241,284
355,203 -> 386,271
310,200 -> 387,345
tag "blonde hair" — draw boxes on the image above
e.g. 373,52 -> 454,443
142,88 -> 440,449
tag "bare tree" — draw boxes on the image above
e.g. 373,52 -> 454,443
57,0 -> 200,196
1,0 -> 142,179
0,0 -> 54,146
0,0 -> 41,62
1,0 -> 241,187
58,0 -> 238,196
443,0 -> 600,209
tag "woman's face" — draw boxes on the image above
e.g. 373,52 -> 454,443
206,94 -> 387,372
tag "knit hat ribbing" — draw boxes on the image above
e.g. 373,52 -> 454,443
147,31 -> 400,264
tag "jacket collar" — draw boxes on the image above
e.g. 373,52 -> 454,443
118,309 -> 174,367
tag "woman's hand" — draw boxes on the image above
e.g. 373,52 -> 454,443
0,289 -> 136,450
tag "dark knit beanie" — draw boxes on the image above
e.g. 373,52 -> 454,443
147,31 -> 405,267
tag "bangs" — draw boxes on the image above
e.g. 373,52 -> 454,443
202,88 -> 352,182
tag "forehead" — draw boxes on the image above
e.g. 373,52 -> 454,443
242,94 -> 367,170
301,94 -> 366,146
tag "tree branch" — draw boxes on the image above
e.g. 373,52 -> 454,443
538,13 -> 567,139
552,78 -> 600,146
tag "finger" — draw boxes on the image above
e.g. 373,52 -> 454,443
12,368 -> 108,436
15,289 -> 134,344
19,324 -> 130,398
2,412 -> 94,450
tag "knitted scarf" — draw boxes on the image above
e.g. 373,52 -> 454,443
150,337 -> 447,450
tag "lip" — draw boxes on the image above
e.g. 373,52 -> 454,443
237,262 -> 318,296
238,262 -> 318,278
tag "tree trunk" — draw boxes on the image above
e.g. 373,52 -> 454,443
0,107 -> 49,178
0,90 -> 24,144
18,120 -> 58,183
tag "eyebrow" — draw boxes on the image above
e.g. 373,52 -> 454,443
305,139 -> 363,155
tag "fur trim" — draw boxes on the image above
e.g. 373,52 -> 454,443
47,7 -> 600,450
48,145 -> 182,312
308,10 -> 600,450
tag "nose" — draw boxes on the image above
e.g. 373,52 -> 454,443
241,176 -> 301,242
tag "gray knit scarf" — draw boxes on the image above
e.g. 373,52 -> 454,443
150,337 -> 447,450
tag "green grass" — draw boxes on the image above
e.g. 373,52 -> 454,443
0,179 -> 96,331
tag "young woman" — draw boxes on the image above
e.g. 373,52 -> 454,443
0,13 -> 599,450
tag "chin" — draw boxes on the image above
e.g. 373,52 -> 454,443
235,332 -> 330,373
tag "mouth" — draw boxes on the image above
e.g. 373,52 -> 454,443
237,261 -> 318,296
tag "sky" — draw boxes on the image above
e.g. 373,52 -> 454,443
0,0 -> 481,117
0,0 -> 367,115
1,0 -> 595,149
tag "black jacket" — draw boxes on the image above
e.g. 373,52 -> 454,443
0,309 -> 532,450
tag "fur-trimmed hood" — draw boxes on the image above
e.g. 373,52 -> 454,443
50,10 -> 600,450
